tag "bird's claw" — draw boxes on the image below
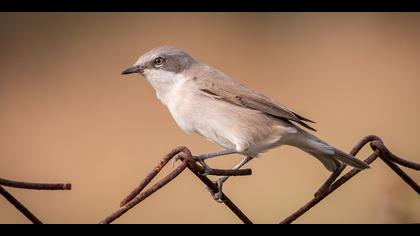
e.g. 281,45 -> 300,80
173,154 -> 214,177
213,192 -> 224,203
192,156 -> 213,176
172,154 -> 210,168
171,154 -> 182,167
175,153 -> 225,202
206,178 -> 225,203
200,168 -> 212,176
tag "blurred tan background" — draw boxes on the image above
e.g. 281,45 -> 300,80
0,13 -> 419,224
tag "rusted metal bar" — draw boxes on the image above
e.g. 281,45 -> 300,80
330,151 -> 380,190
314,165 -> 344,198
0,185 -> 43,224
280,150 -> 380,224
186,164 -> 253,224
102,147 -> 251,224
0,177 -> 72,224
0,178 -> 71,190
120,146 -> 187,207
100,160 -> 189,224
171,148 -> 253,224
191,165 -> 252,176
2,135 -> 418,224
388,153 -> 420,170
313,135 -> 378,197
120,147 -> 251,207
280,135 -> 419,224
370,140 -> 420,194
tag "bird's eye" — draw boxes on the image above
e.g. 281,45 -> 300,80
153,57 -> 165,67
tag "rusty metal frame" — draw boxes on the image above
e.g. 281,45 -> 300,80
0,178 -> 71,224
1,135 -> 419,224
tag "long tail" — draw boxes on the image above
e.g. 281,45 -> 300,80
291,131 -> 370,172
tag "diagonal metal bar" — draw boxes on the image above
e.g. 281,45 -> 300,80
186,164 -> 253,224
0,185 -> 43,224
313,135 -> 379,197
178,148 -> 253,224
280,135 -> 419,224
120,147 -> 251,207
280,151 -> 380,224
101,146 -> 252,224
100,161 -> 189,224
119,146 -> 187,207
370,140 -> 420,194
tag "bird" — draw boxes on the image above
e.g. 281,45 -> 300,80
121,46 -> 369,201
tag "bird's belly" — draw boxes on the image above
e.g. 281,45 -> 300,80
168,97 -> 296,156
169,103 -> 237,150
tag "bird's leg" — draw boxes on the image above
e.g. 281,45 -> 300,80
217,156 -> 253,185
172,149 -> 238,175
172,149 -> 238,170
194,149 -> 238,161
209,156 -> 253,202
193,149 -> 239,175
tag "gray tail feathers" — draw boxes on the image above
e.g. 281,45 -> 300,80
332,148 -> 370,170
304,146 -> 370,172
293,131 -> 370,172
304,150 -> 342,172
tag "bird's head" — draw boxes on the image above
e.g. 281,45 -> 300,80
121,46 -> 195,79
121,46 -> 198,104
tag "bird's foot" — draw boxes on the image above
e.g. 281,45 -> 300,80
172,153 -> 220,177
192,157 -> 215,176
171,154 -> 183,167
171,153 -> 210,168
206,178 -> 225,203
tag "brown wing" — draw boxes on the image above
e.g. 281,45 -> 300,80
194,69 -> 317,131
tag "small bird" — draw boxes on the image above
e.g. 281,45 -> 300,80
122,46 -> 369,201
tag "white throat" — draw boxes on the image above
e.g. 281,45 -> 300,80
143,69 -> 188,107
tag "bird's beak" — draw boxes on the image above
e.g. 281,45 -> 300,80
121,65 -> 143,75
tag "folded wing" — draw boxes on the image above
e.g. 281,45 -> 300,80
194,69 -> 317,131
